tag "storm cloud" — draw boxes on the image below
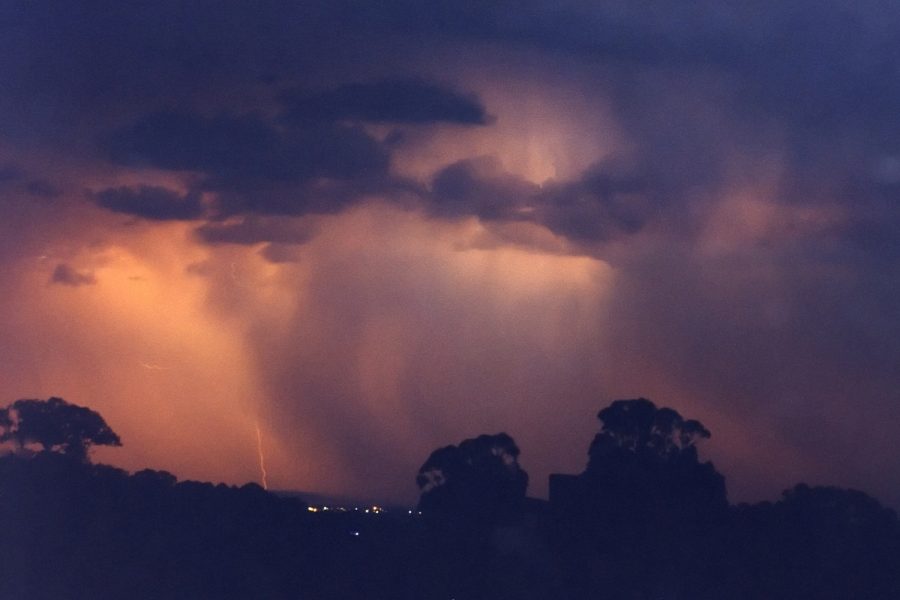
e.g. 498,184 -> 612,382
94,186 -> 206,221
106,111 -> 391,212
282,78 -> 490,125
1,1 -> 900,507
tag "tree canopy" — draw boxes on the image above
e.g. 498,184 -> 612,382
587,397 -> 711,469
416,432 -> 528,524
582,399 -> 725,507
0,397 -> 121,462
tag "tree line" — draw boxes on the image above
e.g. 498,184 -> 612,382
2,396 -> 899,599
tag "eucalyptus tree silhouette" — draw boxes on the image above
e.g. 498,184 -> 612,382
415,433 -> 531,599
416,432 -> 528,525
553,398 -> 728,599
587,398 -> 711,468
583,398 -> 726,510
0,397 -> 121,462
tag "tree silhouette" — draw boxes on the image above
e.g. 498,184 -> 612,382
417,432 -> 528,524
587,397 -> 711,469
555,398 -> 728,599
0,397 -> 121,462
415,433 -> 531,599
729,484 -> 900,599
583,399 -> 725,507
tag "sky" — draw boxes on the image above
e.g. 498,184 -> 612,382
1,0 -> 899,507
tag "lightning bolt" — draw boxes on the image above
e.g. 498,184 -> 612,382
255,422 -> 269,491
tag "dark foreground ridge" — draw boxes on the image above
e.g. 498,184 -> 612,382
2,397 -> 899,599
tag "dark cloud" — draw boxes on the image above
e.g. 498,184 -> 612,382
331,1 -> 900,225
282,78 -> 490,125
429,157 -> 537,220
211,173 -> 423,217
2,1 -> 899,150
20,0 -> 898,234
107,112 -> 282,179
534,164 -> 654,243
50,263 -> 96,287
104,111 -> 392,216
0,1 -> 355,140
426,158 -> 654,243
93,186 -> 206,221
108,112 -> 388,185
368,0 -> 900,143
196,216 -> 318,246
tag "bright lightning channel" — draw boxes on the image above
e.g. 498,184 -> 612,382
255,422 -> 269,490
